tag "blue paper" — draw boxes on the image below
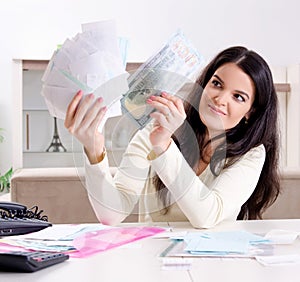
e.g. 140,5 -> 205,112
184,231 -> 270,255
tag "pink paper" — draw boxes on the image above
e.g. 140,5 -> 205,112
0,242 -> 30,252
71,226 -> 165,258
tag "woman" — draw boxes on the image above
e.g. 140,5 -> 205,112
65,46 -> 280,228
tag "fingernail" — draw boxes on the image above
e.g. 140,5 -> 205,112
89,93 -> 94,99
97,97 -> 103,103
146,99 -> 152,103
161,92 -> 167,97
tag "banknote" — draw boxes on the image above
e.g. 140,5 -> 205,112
120,30 -> 204,128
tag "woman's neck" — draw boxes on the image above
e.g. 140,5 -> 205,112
196,131 -> 225,176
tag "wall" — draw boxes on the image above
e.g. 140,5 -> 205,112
0,0 -> 300,172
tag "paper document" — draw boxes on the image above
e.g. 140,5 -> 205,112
161,230 -> 273,258
41,20 -> 129,131
0,224 -> 110,253
0,224 -> 165,258
264,229 -> 300,244
255,254 -> 300,266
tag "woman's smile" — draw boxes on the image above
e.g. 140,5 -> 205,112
199,62 -> 255,132
208,104 -> 226,116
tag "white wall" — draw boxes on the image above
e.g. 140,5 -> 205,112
0,0 -> 300,172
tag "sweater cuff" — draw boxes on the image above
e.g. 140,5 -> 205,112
84,149 -> 110,174
150,141 -> 180,174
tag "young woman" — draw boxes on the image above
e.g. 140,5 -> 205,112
65,46 -> 280,228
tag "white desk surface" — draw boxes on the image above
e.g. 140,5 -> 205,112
1,219 -> 300,282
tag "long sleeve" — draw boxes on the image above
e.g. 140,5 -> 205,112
150,141 -> 266,228
84,124 -> 153,225
85,121 -> 265,228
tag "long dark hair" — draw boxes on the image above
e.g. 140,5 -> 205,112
153,46 -> 281,220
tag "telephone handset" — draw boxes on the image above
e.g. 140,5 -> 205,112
0,201 -> 51,236
0,201 -> 48,221
0,201 -> 27,216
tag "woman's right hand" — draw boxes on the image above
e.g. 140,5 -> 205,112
64,90 -> 107,164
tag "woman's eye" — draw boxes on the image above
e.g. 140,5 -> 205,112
212,80 -> 221,87
234,94 -> 245,102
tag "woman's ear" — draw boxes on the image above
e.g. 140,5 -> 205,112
245,107 -> 255,120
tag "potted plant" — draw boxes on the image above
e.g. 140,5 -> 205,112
0,128 -> 13,193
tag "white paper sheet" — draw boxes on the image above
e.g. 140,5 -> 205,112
41,20 -> 129,125
264,229 -> 300,244
255,254 -> 300,266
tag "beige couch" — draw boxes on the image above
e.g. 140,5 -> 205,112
10,167 -> 300,224
11,167 -> 137,224
11,167 -> 100,224
262,168 -> 300,219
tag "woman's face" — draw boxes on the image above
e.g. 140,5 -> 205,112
199,62 -> 255,134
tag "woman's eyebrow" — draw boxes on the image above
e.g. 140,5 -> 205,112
213,74 -> 250,100
235,90 -> 250,100
213,74 -> 224,84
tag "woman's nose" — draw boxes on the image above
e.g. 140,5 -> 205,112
213,92 -> 228,106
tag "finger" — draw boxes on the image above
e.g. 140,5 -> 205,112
156,93 -> 183,113
150,111 -> 169,125
150,112 -> 173,132
146,96 -> 177,116
73,93 -> 96,129
161,92 -> 185,114
80,97 -> 105,130
65,90 -> 83,128
89,105 -> 107,133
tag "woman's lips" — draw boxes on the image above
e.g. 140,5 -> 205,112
208,104 -> 226,115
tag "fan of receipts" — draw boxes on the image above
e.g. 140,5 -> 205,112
41,20 -> 205,130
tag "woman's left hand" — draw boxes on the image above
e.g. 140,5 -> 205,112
146,92 -> 186,155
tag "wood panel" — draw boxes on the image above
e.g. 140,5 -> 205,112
22,60 -> 143,72
22,60 -> 291,93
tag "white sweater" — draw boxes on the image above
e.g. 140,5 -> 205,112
85,123 -> 265,228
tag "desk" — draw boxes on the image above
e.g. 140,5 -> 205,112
1,219 -> 300,282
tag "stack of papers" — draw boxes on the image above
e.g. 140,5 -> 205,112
183,231 -> 270,256
161,230 -> 273,258
41,20 -> 129,130
0,224 -> 109,253
0,224 -> 165,258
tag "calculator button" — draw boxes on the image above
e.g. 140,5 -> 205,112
0,251 -> 69,272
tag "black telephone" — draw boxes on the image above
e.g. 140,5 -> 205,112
0,202 -> 51,236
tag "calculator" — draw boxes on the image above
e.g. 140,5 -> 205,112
0,251 -> 69,272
